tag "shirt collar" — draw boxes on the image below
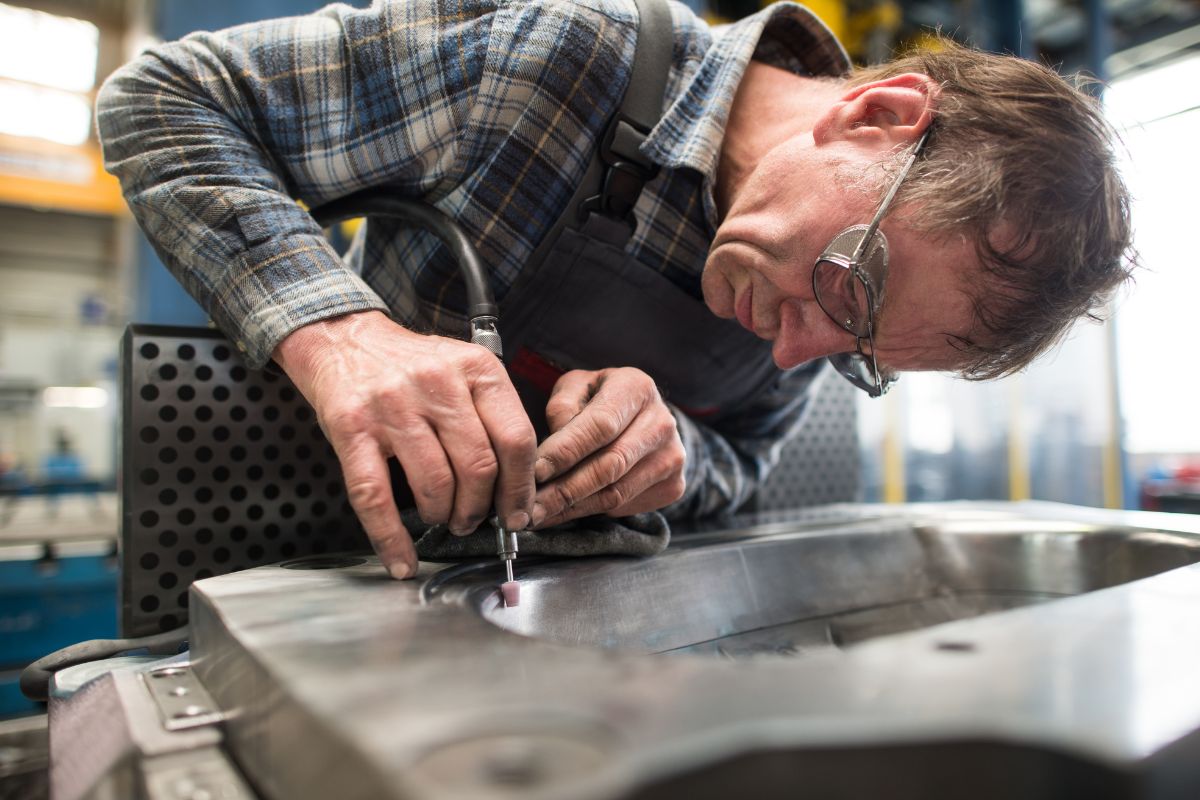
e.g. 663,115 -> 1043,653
641,2 -> 850,229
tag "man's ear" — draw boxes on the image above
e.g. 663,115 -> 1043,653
813,73 -> 938,148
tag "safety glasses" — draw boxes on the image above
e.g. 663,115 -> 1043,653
812,130 -> 930,397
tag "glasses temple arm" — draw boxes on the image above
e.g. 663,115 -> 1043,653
851,129 -> 931,263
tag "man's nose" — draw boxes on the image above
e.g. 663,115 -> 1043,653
770,312 -> 855,370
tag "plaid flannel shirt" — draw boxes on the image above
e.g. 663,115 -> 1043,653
97,0 -> 849,519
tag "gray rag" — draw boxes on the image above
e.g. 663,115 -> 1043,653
405,509 -> 670,560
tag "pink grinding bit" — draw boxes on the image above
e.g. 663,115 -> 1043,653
500,580 -> 521,607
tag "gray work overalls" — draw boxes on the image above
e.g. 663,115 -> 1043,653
493,0 -> 801,440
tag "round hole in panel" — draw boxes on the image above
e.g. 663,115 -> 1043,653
140,343 -> 160,359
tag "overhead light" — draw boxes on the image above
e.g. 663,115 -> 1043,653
43,386 -> 108,409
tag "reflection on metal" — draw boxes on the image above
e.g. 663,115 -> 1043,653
50,502 -> 1200,799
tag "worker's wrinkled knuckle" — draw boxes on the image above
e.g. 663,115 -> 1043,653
414,469 -> 455,509
345,477 -> 392,514
323,402 -> 371,437
599,446 -> 633,482
597,483 -> 632,510
588,404 -> 625,442
665,474 -> 686,501
652,412 -> 678,443
550,482 -> 578,511
408,358 -> 453,391
660,444 -> 686,476
492,422 -> 536,457
460,449 -> 499,483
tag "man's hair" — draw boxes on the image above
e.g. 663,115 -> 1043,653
848,39 -> 1134,380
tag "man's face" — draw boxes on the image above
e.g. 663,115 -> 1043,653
702,136 -> 980,375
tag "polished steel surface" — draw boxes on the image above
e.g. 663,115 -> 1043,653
184,502 -> 1200,799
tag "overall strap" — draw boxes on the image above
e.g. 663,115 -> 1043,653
531,0 -> 675,259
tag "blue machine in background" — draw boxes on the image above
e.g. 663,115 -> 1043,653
0,526 -> 117,718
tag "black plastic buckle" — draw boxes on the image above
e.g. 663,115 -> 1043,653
578,115 -> 660,230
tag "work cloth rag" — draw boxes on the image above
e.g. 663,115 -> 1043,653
406,509 -> 670,560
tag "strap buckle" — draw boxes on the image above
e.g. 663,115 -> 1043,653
578,115 -> 660,231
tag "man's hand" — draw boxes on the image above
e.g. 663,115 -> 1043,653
531,368 -> 686,528
273,311 -> 536,579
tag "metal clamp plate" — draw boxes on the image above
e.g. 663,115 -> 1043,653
142,664 -> 225,732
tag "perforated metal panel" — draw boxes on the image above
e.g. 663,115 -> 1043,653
120,325 -> 369,636
749,374 -> 861,511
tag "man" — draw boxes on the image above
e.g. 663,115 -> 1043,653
96,0 -> 1132,579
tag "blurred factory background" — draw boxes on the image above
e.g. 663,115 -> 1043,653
0,0 -> 1197,728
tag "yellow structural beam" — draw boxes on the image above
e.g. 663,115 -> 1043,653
0,135 -> 126,216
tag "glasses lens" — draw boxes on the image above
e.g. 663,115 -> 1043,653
827,349 -> 897,398
827,351 -> 877,395
814,260 -> 872,337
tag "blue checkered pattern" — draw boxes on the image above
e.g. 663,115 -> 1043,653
97,0 -> 849,517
